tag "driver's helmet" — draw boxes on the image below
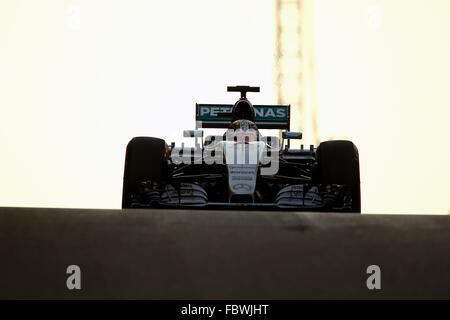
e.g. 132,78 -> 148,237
225,119 -> 260,143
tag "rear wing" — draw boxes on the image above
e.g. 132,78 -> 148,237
196,104 -> 290,130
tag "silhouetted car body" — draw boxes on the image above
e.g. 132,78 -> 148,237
122,86 -> 360,213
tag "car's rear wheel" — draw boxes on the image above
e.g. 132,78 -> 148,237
122,137 -> 168,209
316,140 -> 361,213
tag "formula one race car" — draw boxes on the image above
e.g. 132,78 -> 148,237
122,86 -> 361,213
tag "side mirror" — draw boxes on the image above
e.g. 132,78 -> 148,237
282,131 -> 302,139
183,130 -> 204,149
282,131 -> 302,149
183,130 -> 204,138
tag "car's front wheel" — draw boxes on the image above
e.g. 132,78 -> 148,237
316,140 -> 361,213
122,137 -> 168,209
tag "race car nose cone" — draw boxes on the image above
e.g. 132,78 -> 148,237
227,164 -> 258,203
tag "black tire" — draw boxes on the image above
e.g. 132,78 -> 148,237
316,140 -> 361,213
122,137 -> 168,209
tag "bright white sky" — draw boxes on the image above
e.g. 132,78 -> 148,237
0,0 -> 449,214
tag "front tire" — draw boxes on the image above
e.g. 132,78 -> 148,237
122,137 -> 168,209
316,140 -> 361,213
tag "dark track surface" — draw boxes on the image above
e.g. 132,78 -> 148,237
0,207 -> 449,299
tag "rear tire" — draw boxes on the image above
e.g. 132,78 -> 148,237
316,140 -> 361,213
122,137 -> 168,209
